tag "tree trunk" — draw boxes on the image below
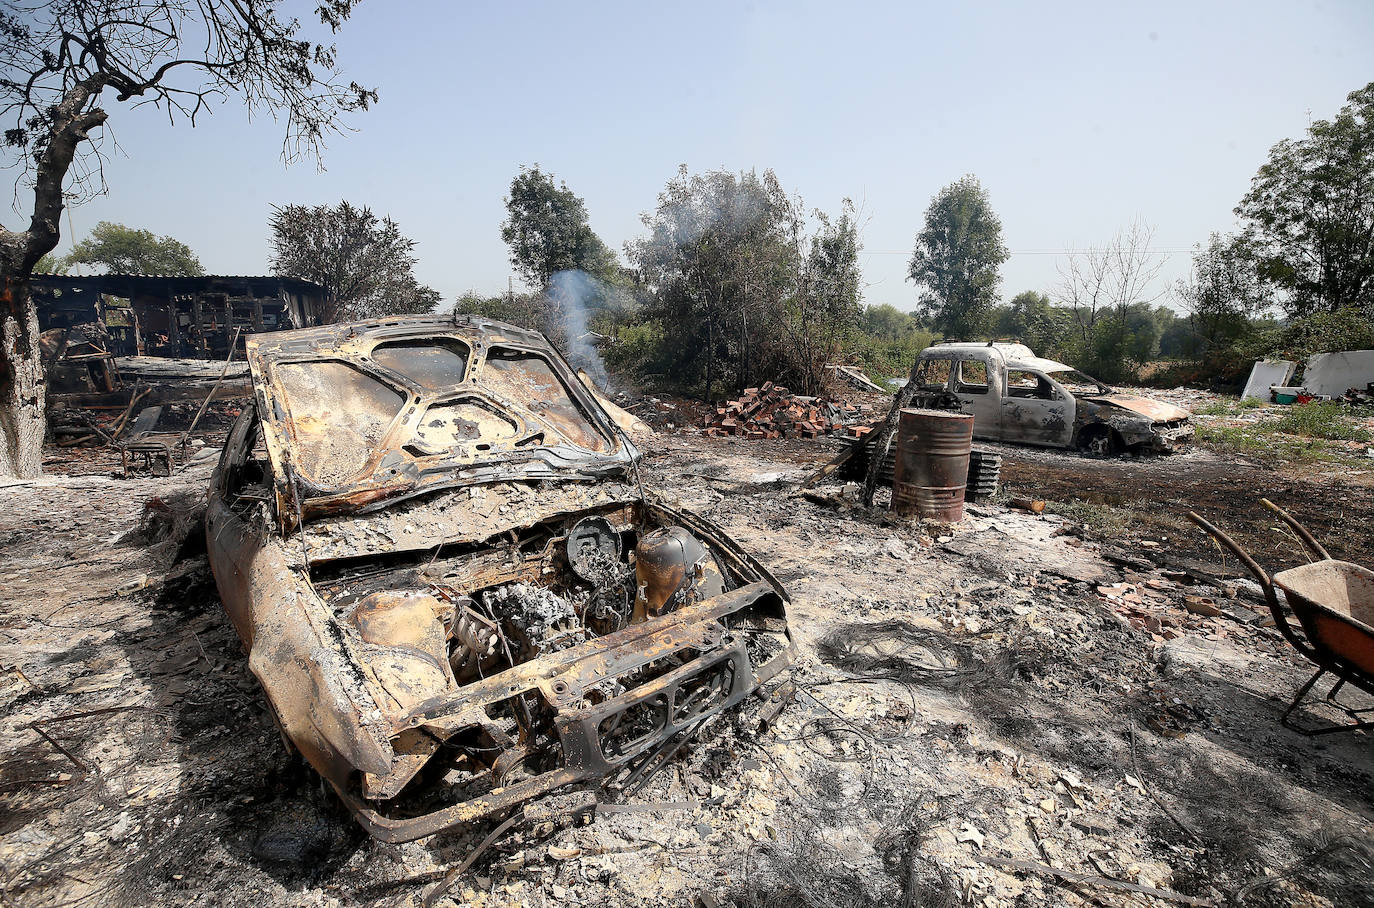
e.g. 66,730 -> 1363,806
739,307 -> 747,393
862,355 -> 925,507
706,310 -> 715,404
0,76 -> 109,478
0,270 -> 45,478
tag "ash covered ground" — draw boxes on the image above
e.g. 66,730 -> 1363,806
2,415 -> 1372,908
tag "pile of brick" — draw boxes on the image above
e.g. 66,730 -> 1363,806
702,381 -> 877,439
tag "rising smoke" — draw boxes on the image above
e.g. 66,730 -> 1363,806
548,268 -> 616,391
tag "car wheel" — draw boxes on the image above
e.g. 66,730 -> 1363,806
1078,427 -> 1119,456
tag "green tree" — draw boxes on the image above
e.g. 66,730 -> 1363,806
627,166 -> 800,398
1119,303 -> 1165,364
861,303 -> 915,340
1244,307 -> 1374,361
0,0 -> 373,478
777,202 -> 864,393
1236,81 -> 1374,316
269,202 -> 440,323
1157,317 -> 1198,360
1003,290 -> 1072,354
852,303 -> 938,383
1174,233 -> 1271,353
501,166 -> 619,290
907,176 -> 1009,339
64,221 -> 203,275
33,253 -> 69,275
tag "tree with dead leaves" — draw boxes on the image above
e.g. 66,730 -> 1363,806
776,201 -> 864,395
627,166 -> 800,400
0,0 -> 375,478
1055,218 -> 1166,381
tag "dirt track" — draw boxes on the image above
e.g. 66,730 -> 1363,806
991,443 -> 1374,570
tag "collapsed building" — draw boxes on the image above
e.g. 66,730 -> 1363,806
32,273 -> 324,408
33,273 -> 325,362
32,273 -> 328,463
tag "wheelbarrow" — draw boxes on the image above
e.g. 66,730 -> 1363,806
1188,499 -> 1374,736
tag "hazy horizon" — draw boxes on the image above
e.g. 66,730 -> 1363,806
9,0 -> 1373,313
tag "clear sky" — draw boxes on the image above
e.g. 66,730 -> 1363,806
15,0 -> 1374,311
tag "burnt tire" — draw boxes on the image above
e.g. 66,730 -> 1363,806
1076,426 -> 1121,457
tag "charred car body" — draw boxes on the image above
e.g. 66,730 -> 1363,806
206,316 -> 793,841
912,342 -> 1193,454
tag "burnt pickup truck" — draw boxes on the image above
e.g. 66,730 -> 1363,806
911,342 -> 1193,454
205,316 -> 794,841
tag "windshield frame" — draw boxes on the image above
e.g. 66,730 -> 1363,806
1045,367 -> 1115,396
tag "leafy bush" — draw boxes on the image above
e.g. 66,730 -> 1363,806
602,321 -> 671,384
1272,401 -> 1372,441
1239,308 -> 1374,362
1140,358 -> 1235,389
454,290 -> 564,344
848,328 -> 939,383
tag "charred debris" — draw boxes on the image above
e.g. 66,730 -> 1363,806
12,315 -> 1374,908
35,273 -> 325,469
201,316 -> 795,844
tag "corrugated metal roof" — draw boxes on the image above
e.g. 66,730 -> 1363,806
30,273 -> 325,302
32,272 -> 321,285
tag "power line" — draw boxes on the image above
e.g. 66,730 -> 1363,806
860,248 -> 1192,256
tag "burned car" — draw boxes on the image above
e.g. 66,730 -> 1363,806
205,316 -> 793,842
912,342 -> 1193,454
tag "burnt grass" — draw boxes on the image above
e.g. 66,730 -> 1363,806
995,443 -> 1374,570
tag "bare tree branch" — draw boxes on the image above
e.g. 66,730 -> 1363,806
0,0 -> 375,479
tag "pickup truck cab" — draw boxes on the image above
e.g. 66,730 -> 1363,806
912,342 -> 1193,454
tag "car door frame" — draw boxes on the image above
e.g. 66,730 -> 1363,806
950,352 -> 1002,440
999,367 -> 1075,447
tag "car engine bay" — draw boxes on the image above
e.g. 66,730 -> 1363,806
305,501 -> 792,825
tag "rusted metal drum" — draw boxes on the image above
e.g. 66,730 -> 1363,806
891,408 -> 974,522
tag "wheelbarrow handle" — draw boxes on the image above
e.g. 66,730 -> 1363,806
1259,498 -> 1331,562
1187,511 -> 1269,596
1186,511 -> 1279,609
1186,511 -> 1315,660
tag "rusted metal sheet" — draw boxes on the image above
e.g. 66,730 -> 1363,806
245,316 -> 639,525
205,315 -> 794,842
1074,396 -> 1193,454
1095,394 -> 1188,424
891,408 -> 974,522
301,480 -> 640,564
632,526 -> 725,622
578,369 -> 655,439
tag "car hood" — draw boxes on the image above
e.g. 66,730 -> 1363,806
1086,393 -> 1190,423
247,315 -> 638,523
